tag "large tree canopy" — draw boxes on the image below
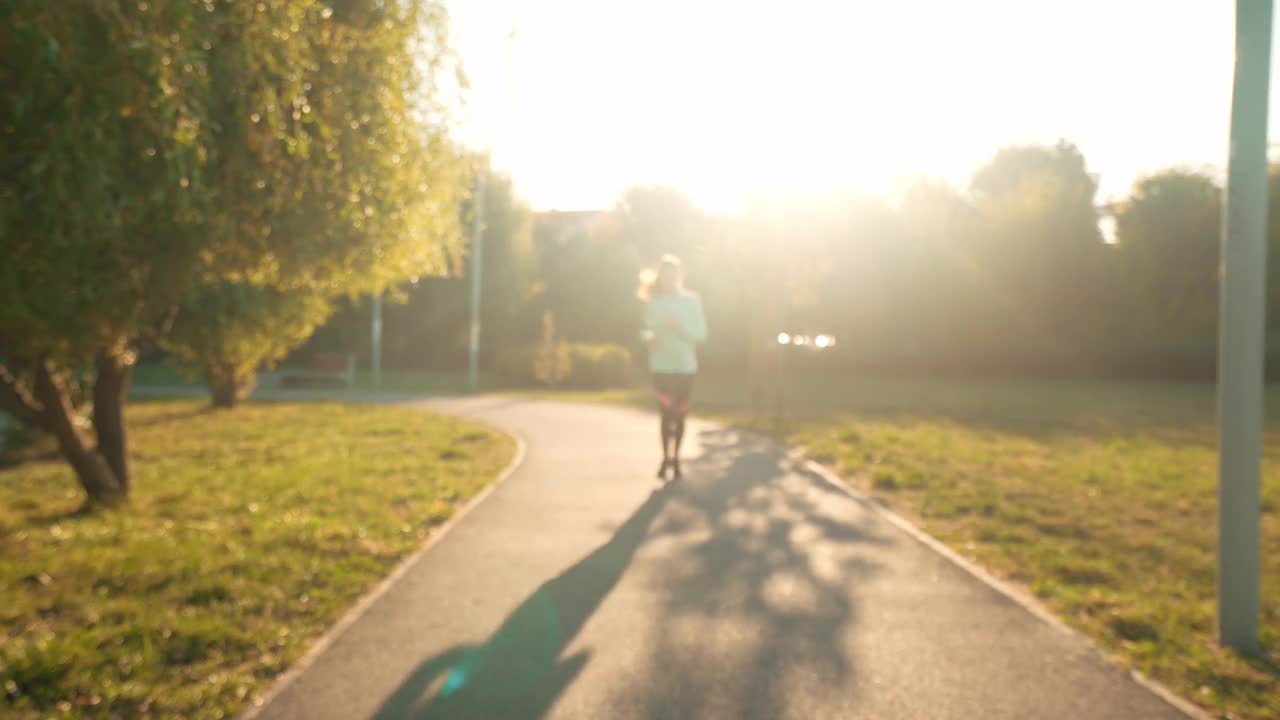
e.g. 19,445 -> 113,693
1113,169 -> 1222,345
0,0 -> 464,504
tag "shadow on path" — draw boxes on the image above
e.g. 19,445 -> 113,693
372,423 -> 887,719
618,427 -> 887,718
371,483 -> 674,720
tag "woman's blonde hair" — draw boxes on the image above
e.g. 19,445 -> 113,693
638,254 -> 682,301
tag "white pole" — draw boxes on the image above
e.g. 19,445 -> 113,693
371,294 -> 383,389
1217,0 -> 1271,655
468,172 -> 485,390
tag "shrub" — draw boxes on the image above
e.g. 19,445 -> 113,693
564,344 -> 632,389
496,343 -> 632,389
496,343 -> 570,387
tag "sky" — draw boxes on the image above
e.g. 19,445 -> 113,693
446,0 -> 1280,213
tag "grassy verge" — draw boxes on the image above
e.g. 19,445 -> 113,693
131,363 -> 495,396
528,374 -> 1279,720
0,400 -> 513,719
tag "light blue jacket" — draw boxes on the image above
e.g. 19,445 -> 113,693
641,291 -> 707,374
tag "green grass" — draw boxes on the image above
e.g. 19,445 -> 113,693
529,373 -> 1280,720
0,400 -> 513,719
131,363 -> 494,396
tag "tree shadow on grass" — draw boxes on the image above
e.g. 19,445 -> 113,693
0,445 -> 61,470
21,503 -> 101,528
127,402 -> 218,429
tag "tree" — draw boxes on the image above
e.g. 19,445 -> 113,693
889,180 -> 986,365
1112,169 -> 1221,347
530,210 -> 624,346
299,163 -> 535,372
164,284 -> 334,408
0,1 -> 464,504
1,2 -> 214,504
968,141 -> 1108,368
471,169 -> 539,365
614,186 -> 706,262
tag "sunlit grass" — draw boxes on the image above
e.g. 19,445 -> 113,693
0,400 -> 513,720
130,363 -> 495,396
532,373 -> 1280,720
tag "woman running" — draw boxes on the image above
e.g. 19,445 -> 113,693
639,255 -> 707,481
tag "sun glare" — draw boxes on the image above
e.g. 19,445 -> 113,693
454,0 -> 1239,211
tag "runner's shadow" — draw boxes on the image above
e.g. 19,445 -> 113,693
371,484 -> 674,720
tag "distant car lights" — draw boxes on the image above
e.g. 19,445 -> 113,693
776,333 -> 836,349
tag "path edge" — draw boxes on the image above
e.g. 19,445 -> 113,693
236,425 -> 528,720
786,448 -> 1212,720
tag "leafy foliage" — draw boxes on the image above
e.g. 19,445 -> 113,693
1113,169 -> 1222,345
163,284 -> 334,407
419,142 -> 1280,382
298,165 -> 534,370
0,0 -> 465,499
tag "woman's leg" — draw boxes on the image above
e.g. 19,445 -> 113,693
669,375 -> 694,478
654,375 -> 676,476
659,410 -> 673,460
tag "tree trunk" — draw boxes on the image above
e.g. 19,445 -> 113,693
33,358 -> 126,506
206,362 -> 250,409
92,350 -> 133,493
210,376 -> 238,408
0,360 -> 45,429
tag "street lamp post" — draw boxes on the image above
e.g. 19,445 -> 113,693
461,22 -> 516,393
1217,0 -> 1271,655
468,172 -> 485,391
371,293 -> 382,389
775,333 -> 789,431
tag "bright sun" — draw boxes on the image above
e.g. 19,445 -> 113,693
452,0 -> 1238,212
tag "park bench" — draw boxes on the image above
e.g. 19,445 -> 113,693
278,352 -> 356,389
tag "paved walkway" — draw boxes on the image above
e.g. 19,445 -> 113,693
238,395 -> 1192,720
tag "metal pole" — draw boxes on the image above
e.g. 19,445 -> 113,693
468,171 -> 486,390
371,294 -> 383,389
1217,0 -> 1271,655
775,340 -> 786,432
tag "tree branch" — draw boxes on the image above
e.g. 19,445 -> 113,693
0,360 -> 49,430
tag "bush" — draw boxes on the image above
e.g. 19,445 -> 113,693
495,343 -> 632,389
565,344 -> 632,389
496,344 -> 568,387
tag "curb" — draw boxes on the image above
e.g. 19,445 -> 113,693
788,448 -> 1213,720
237,425 -> 528,720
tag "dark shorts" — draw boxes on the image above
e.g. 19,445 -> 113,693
653,373 -> 694,412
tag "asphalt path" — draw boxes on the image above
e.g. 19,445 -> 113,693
240,396 -> 1195,720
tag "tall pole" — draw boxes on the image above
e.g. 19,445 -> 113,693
468,171 -> 486,390
371,294 -> 383,389
1217,0 -> 1271,655
775,337 -> 786,432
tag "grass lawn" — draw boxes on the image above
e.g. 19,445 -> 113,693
0,400 -> 514,720
532,374 -> 1280,720
130,363 -> 494,396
